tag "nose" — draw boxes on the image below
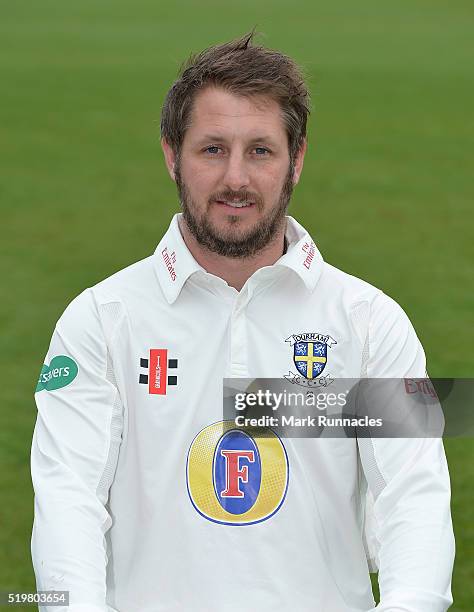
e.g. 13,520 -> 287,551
222,150 -> 250,192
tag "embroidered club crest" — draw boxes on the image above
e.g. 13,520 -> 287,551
285,332 -> 337,386
293,340 -> 327,378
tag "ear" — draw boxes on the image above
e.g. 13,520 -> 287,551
292,138 -> 307,186
161,138 -> 177,182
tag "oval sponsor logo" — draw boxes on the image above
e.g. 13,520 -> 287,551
36,355 -> 78,392
187,421 -> 289,526
213,429 -> 261,514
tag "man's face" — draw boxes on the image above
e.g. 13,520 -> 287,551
164,86 -> 305,258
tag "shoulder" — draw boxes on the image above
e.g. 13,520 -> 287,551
318,262 -> 424,374
56,254 -> 160,344
319,261 -> 412,318
320,262 -> 380,300
318,262 -> 388,329
91,254 -> 159,304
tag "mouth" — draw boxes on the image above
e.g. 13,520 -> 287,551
213,199 -> 255,210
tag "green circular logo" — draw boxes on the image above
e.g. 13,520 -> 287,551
36,355 -> 78,392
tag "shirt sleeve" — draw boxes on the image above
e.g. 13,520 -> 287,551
358,292 -> 455,612
31,289 -> 124,612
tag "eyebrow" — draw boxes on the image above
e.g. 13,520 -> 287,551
197,134 -> 280,147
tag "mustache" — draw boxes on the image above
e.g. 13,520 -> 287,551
209,190 -> 264,206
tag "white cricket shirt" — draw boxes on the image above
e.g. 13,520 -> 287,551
31,214 -> 455,612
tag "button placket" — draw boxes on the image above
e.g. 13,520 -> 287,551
228,287 -> 251,378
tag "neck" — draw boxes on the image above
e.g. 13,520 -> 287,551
178,217 -> 287,291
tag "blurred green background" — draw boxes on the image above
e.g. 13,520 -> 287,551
1,0 -> 473,609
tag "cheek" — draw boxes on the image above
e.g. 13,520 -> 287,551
255,164 -> 289,196
182,159 -> 220,196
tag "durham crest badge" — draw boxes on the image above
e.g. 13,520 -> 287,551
285,332 -> 337,387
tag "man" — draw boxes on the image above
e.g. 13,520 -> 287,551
31,33 -> 455,611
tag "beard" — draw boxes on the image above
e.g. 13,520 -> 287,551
175,162 -> 294,259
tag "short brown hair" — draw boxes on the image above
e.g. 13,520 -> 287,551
160,32 -> 310,163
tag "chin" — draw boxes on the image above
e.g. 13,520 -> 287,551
215,217 -> 254,234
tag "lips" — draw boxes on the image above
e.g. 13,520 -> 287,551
214,200 -> 255,209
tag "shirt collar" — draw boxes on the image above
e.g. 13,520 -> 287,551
154,213 -> 323,304
154,214 -> 204,304
275,215 -> 324,292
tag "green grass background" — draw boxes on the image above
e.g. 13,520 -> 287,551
1,0 -> 473,609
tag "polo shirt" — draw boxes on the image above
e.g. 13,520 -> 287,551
31,214 -> 455,612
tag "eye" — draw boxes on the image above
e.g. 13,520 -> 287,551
204,145 -> 222,154
254,147 -> 270,155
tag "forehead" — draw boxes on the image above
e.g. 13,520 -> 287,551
185,86 -> 287,143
